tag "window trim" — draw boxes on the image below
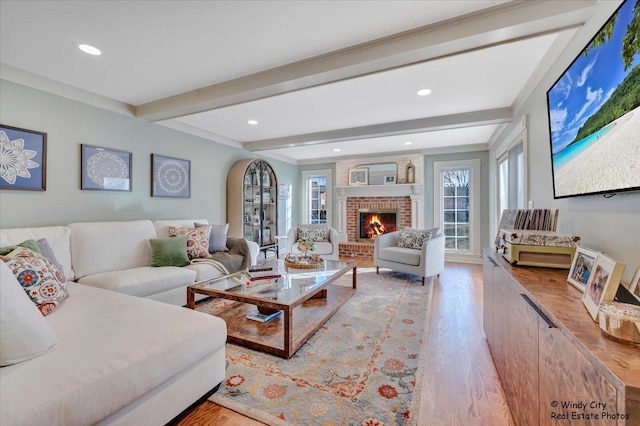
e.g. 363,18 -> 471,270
301,169 -> 332,226
433,159 -> 481,258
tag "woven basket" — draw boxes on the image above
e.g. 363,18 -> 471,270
284,255 -> 324,269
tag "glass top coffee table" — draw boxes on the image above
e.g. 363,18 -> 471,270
187,259 -> 357,358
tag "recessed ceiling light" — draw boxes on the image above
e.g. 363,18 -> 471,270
404,141 -> 412,145
247,120 -> 258,125
333,148 -> 341,152
417,88 -> 431,96
77,44 -> 101,56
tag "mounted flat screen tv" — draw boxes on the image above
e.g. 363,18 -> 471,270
546,0 -> 640,199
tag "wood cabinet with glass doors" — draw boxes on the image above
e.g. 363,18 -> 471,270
227,159 -> 278,257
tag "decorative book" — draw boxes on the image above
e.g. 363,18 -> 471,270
246,310 -> 283,323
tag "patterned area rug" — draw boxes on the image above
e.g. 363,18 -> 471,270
195,268 -> 432,426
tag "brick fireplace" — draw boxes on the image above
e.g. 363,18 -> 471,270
336,185 -> 423,258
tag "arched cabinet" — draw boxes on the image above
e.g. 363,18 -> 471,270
227,159 -> 278,256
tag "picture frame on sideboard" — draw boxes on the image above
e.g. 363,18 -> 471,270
629,266 -> 640,302
567,247 -> 600,293
582,254 -> 625,321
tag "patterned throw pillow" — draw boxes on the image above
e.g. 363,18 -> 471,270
297,227 -> 329,242
1,246 -> 69,316
397,229 -> 432,250
168,225 -> 212,259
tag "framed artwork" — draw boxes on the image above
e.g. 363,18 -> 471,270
567,247 -> 599,293
0,124 -> 47,191
383,175 -> 396,185
81,144 -> 131,191
349,168 -> 368,185
582,254 -> 625,321
629,266 -> 640,302
151,154 -> 190,198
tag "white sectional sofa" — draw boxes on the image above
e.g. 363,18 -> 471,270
0,219 -> 258,425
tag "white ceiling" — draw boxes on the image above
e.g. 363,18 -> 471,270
0,1 -> 598,164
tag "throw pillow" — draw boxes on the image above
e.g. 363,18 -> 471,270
195,222 -> 229,253
0,239 -> 41,256
36,238 -> 65,275
297,227 -> 329,242
1,246 -> 69,316
168,225 -> 212,259
397,229 -> 432,250
0,261 -> 58,366
150,236 -> 190,267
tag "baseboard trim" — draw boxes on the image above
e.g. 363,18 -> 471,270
445,253 -> 482,264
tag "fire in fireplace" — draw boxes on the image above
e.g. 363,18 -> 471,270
359,209 -> 398,240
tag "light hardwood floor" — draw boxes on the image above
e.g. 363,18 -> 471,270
178,258 -> 513,426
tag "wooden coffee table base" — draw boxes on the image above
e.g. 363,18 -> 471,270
212,284 -> 355,358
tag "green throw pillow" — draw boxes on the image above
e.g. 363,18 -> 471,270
0,239 -> 42,256
150,237 -> 190,267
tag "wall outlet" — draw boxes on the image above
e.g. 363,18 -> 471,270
528,200 -> 534,209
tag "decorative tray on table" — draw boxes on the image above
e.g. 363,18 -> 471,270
284,254 -> 324,269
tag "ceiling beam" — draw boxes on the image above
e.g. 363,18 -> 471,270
135,0 -> 595,122
243,107 -> 512,151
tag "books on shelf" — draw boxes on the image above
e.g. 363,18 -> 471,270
246,310 -> 283,323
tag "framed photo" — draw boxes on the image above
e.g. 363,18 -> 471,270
567,247 -> 599,293
0,124 -> 47,191
383,175 -> 396,185
629,266 -> 640,302
582,254 -> 625,321
151,154 -> 190,198
81,144 -> 131,191
349,168 -> 368,185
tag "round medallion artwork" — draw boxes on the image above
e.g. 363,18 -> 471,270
155,160 -> 189,195
86,151 -> 128,185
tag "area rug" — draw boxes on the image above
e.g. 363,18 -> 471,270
195,268 -> 432,426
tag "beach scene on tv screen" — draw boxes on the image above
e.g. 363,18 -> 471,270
548,0 -> 640,198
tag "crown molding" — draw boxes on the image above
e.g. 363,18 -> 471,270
0,64 -> 135,117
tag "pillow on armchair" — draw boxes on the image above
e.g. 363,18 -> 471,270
397,227 -> 439,250
297,226 -> 329,242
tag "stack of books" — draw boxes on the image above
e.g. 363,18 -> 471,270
243,269 -> 282,288
246,310 -> 283,322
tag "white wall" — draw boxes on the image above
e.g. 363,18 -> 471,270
490,2 -> 640,282
0,80 -> 298,233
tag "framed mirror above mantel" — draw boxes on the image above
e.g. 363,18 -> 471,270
335,154 -> 423,188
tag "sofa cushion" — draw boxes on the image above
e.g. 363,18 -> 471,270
0,282 -> 226,426
0,226 -> 73,280
0,239 -> 41,255
0,261 -> 57,367
168,226 -> 212,259
150,237 -> 190,267
195,222 -> 229,253
379,246 -> 421,266
77,266 -> 197,298
69,220 -> 157,279
34,238 -> 65,276
1,247 -> 69,316
152,219 -> 209,238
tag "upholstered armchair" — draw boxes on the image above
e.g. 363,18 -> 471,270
286,224 -> 339,261
374,229 -> 445,285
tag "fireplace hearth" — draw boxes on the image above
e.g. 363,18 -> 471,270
358,209 -> 397,241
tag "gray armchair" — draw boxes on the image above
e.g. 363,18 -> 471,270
374,230 -> 445,285
287,224 -> 339,261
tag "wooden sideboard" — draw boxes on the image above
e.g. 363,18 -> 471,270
483,249 -> 639,425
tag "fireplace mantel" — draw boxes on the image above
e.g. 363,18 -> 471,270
335,184 -> 423,197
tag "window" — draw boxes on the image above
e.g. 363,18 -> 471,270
495,118 -> 528,224
302,170 -> 332,225
498,140 -> 525,212
434,159 -> 481,258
